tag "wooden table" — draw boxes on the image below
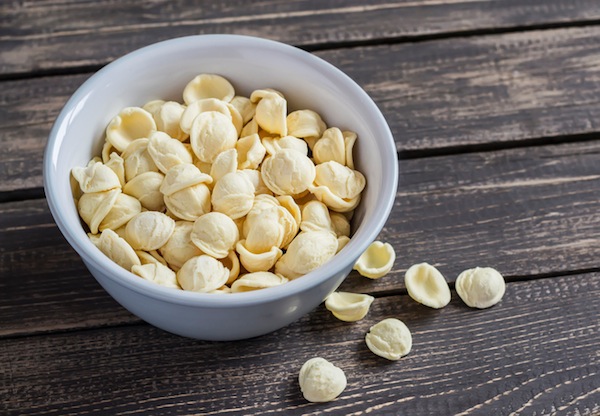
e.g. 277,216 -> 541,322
2,1 -> 600,414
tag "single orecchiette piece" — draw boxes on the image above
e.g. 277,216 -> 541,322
365,318 -> 412,361
275,230 -> 338,279
298,357 -> 346,403
313,127 -> 346,165
190,111 -> 238,163
122,171 -> 165,212
262,135 -> 308,157
404,263 -> 451,309
261,149 -> 316,196
78,188 -> 121,234
159,221 -> 202,271
105,107 -> 156,152
179,98 -> 231,134
98,192 -> 142,232
286,109 -> 326,143
211,171 -> 256,219
330,212 -> 351,237
104,152 -> 125,187
314,161 -> 366,200
230,271 -> 288,293
148,100 -> 188,141
147,131 -> 193,173
229,95 -> 256,124
131,262 -> 180,289
91,228 -> 141,272
343,130 -> 357,169
236,133 -> 266,170
182,73 -> 235,105
300,200 -> 334,233
455,267 -> 505,309
72,161 -> 121,193
125,211 -> 175,251
325,291 -> 374,322
353,241 -> 395,279
176,255 -> 230,293
308,184 -> 361,213
191,212 -> 239,259
235,241 -> 282,273
252,90 -> 287,136
121,138 -> 159,182
160,163 -> 213,221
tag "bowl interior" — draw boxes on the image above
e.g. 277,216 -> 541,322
44,35 -> 398,304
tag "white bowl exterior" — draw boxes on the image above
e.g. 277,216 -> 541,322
44,35 -> 398,340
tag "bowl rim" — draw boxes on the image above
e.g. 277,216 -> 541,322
43,34 -> 398,308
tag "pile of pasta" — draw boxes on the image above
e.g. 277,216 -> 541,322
71,74 -> 366,294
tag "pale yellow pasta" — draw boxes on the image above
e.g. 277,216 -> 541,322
229,95 -> 255,124
147,131 -> 193,173
325,292 -> 374,322
405,263 -> 451,309
179,98 -> 231,134
72,160 -> 121,194
210,148 -> 238,184
252,90 -> 287,136
261,149 -> 316,196
78,189 -> 120,234
211,171 -> 255,219
132,262 -> 180,289
300,200 -> 334,233
104,152 -> 125,187
262,135 -> 309,157
190,111 -> 238,163
182,73 -> 235,105
136,249 -> 168,267
191,212 -> 239,259
236,134 -> 266,170
298,357 -> 346,403
353,241 -> 395,279
286,109 -> 326,142
150,100 -> 188,141
314,161 -> 366,200
455,267 -> 505,309
105,107 -> 156,152
98,192 -> 141,232
220,250 -> 241,285
230,271 -> 288,293
309,184 -> 361,213
159,221 -> 202,271
235,241 -> 283,273
122,171 -> 165,212
275,230 -> 338,279
343,130 -> 357,169
176,255 -> 230,293
159,163 -> 212,196
313,127 -> 346,165
91,228 -> 141,272
121,138 -> 159,182
125,211 -> 175,251
365,318 -> 412,361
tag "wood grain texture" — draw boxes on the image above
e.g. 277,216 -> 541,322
4,26 -> 600,192
2,141 -> 598,337
2,0 -> 600,75
1,272 -> 598,415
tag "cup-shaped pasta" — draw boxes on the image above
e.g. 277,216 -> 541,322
132,262 -> 180,289
239,169 -> 272,196
300,200 -> 334,233
182,73 -> 235,105
330,212 -> 351,237
142,99 -> 165,115
336,235 -> 351,253
150,101 -> 188,141
235,241 -> 283,273
286,109 -> 326,143
91,229 -> 141,272
78,188 -> 120,234
72,161 -> 121,193
353,241 -> 395,279
225,102 -> 244,136
252,91 -> 287,136
159,221 -> 202,271
147,131 -> 193,173
219,250 -> 241,285
230,272 -> 288,293
325,292 -> 375,322
164,183 -> 212,221
365,318 -> 412,361
261,149 -> 316,196
104,153 -> 125,187
343,130 -> 357,169
210,148 -> 238,184
136,249 -> 168,266
404,263 -> 451,309
240,118 -> 259,137
121,138 -> 159,182
176,255 -> 230,293
313,127 -> 346,165
191,212 -> 239,259
99,192 -> 141,231
236,134 -> 266,170
245,213 -> 283,253
314,161 -> 366,200
262,135 -> 309,156
180,98 -> 231,134
211,171 -> 256,219
455,267 -> 505,309
229,95 -> 256,124
105,107 -> 157,152
125,211 -> 176,251
308,184 -> 361,213
274,230 -> 338,279
160,163 -> 213,196
123,171 -> 165,212
190,111 -> 238,163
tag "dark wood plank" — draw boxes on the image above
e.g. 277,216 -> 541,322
1,272 -> 599,415
4,26 -> 600,192
2,141 -> 599,336
3,0 -> 600,76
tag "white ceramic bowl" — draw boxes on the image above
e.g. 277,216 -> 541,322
43,35 -> 398,341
